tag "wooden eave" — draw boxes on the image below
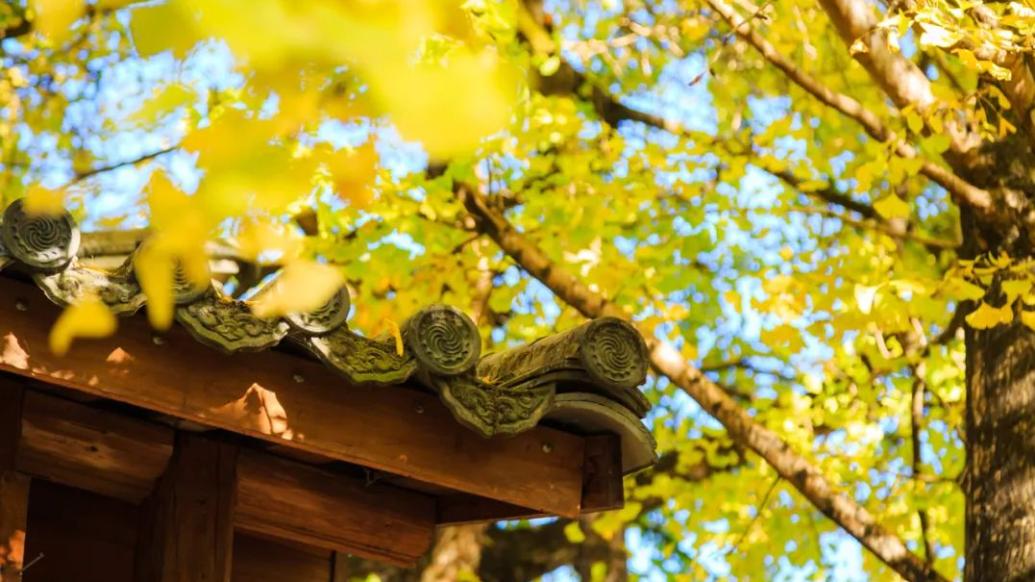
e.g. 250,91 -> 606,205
0,199 -> 658,570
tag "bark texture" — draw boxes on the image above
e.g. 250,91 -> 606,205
965,320 -> 1035,581
959,137 -> 1035,581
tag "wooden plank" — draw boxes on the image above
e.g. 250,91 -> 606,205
24,480 -> 138,582
134,433 -> 237,582
0,378 -> 26,582
235,449 -> 435,567
232,534 -> 330,582
0,278 -> 585,517
437,494 -> 545,525
17,392 -> 173,502
438,435 -> 624,524
581,434 -> 624,514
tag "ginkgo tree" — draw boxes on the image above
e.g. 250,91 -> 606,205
4,0 -> 1035,579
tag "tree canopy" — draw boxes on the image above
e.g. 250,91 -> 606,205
5,0 -> 1035,579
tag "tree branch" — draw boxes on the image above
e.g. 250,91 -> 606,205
519,0 -> 1002,240
818,0 -> 936,112
70,146 -> 176,184
771,169 -> 879,220
704,0 -> 999,224
516,0 -> 683,134
460,185 -> 948,582
796,205 -> 960,251
729,476 -> 781,553
0,1 -> 148,43
909,363 -> 936,566
0,18 -> 31,41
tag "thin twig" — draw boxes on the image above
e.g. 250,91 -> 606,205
910,363 -> 936,565
794,205 -> 960,251
730,476 -> 781,552
68,146 -> 177,185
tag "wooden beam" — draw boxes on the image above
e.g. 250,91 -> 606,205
437,495 -> 545,525
438,434 -> 624,525
0,378 -> 27,582
232,534 -> 330,582
235,449 -> 435,567
581,434 -> 624,514
13,392 -> 431,566
0,277 -> 585,517
135,433 -> 237,582
18,392 -> 173,502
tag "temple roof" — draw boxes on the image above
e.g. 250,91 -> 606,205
0,198 -> 656,474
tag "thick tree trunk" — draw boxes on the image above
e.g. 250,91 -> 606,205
960,137 -> 1035,580
965,321 -> 1035,581
421,524 -> 488,581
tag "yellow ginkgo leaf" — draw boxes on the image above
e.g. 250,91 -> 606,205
133,238 -> 210,331
132,83 -> 196,125
251,259 -> 344,319
873,194 -> 910,220
854,284 -> 879,315
146,171 -> 214,251
1022,311 -> 1035,331
130,1 -> 199,58
760,324 -> 805,353
133,244 -> 176,330
380,319 -> 404,356
23,185 -> 65,216
724,291 -> 741,313
235,219 -> 304,264
943,277 -> 985,301
31,0 -> 84,44
368,50 -> 517,159
322,142 -> 378,206
49,297 -> 117,356
965,302 -> 1013,329
1003,278 -> 1032,302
